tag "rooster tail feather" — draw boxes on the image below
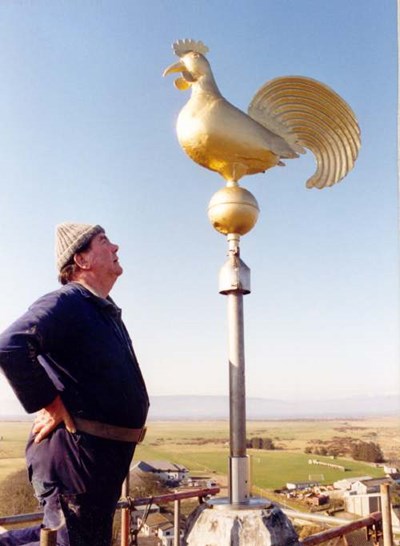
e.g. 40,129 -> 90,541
248,76 -> 361,189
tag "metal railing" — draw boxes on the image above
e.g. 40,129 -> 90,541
0,484 -> 396,546
299,511 -> 383,546
119,486 -> 220,546
0,487 -> 220,546
297,483 -> 396,546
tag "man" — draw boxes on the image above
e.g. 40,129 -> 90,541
0,222 -> 149,546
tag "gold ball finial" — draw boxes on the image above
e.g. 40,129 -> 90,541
208,185 -> 259,236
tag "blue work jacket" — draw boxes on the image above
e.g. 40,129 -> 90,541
0,282 -> 149,429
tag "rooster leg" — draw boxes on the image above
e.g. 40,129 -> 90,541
224,162 -> 248,184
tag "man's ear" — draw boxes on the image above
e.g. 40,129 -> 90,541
74,253 -> 90,270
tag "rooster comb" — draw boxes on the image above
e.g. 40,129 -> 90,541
172,39 -> 209,58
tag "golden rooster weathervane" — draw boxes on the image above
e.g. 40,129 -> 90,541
162,41 -> 362,519
163,39 -> 361,190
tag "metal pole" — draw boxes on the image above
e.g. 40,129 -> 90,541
220,234 -> 250,504
380,483 -> 393,546
40,528 -> 57,546
228,288 -> 249,504
121,474 -> 130,546
228,290 -> 246,459
174,498 -> 181,546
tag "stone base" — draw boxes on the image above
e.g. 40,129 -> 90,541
183,502 -> 299,546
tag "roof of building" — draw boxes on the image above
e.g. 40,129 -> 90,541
334,476 -> 372,487
357,477 -> 392,487
141,512 -> 173,530
139,512 -> 185,533
133,460 -> 188,473
132,503 -> 160,513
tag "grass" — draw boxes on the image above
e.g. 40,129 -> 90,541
249,451 -> 385,489
133,446 -> 386,490
0,417 -> 398,490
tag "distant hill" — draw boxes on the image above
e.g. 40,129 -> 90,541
147,394 -> 400,420
1,394 -> 398,421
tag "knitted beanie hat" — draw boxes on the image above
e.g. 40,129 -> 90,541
56,222 -> 104,271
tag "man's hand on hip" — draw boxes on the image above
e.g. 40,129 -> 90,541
32,395 -> 76,443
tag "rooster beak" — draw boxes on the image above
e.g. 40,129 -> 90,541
163,60 -> 184,77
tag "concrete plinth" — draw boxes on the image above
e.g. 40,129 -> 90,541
183,502 -> 299,546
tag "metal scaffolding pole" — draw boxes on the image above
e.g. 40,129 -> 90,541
120,474 -> 130,546
40,528 -> 57,546
380,483 -> 393,546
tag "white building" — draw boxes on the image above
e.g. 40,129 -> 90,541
286,481 -> 319,491
157,521 -> 184,546
333,476 -> 372,491
138,512 -> 172,537
344,491 -> 381,516
350,478 -> 391,495
136,511 -> 184,546
132,460 -> 189,486
384,466 -> 399,475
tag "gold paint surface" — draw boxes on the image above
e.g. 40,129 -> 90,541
208,186 -> 259,235
164,40 -> 361,189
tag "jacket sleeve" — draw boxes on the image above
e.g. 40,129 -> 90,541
0,290 -> 70,413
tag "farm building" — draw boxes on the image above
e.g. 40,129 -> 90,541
136,512 -> 184,546
137,512 -> 171,537
306,494 -> 330,507
286,481 -> 319,491
388,472 -> 400,485
344,477 -> 396,519
132,460 -> 189,486
132,503 -> 160,520
333,476 -> 372,490
383,465 -> 399,475
186,476 -> 217,488
350,477 -> 392,495
344,491 -> 381,516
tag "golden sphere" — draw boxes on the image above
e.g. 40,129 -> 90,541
208,186 -> 259,236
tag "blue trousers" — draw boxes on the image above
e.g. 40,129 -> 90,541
0,427 -> 135,546
0,489 -> 118,546
0,525 -> 41,546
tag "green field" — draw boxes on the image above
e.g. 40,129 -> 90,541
132,417 -> 397,489
0,417 -> 398,490
133,446 -> 385,490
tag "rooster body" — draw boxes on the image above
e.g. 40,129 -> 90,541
176,79 -> 298,182
164,40 -> 360,189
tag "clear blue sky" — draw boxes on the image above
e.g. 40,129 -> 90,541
0,1 -> 398,414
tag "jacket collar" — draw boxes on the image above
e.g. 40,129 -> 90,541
67,282 -> 122,318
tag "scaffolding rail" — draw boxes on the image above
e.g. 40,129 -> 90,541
0,485 -> 396,546
0,487 -> 220,546
299,512 -> 383,546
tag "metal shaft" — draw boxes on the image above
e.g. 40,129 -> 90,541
228,291 -> 246,459
174,499 -> 181,546
220,234 -> 250,504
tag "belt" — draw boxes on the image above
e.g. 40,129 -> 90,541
74,417 -> 146,443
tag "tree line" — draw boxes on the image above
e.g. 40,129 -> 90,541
246,437 -> 275,450
305,440 -> 384,463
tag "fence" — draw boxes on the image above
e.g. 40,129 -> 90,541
0,487 -> 220,546
299,512 -> 383,546
0,484 -> 396,546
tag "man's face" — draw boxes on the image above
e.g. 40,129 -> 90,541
79,231 -> 123,281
